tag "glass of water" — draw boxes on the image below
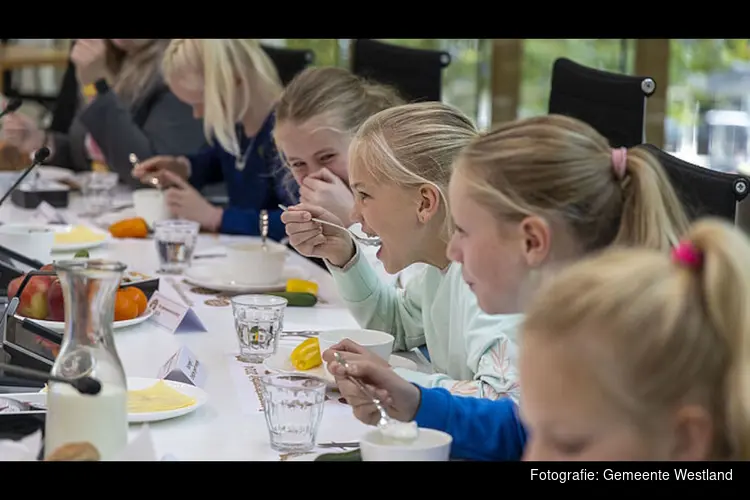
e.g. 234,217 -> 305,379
231,294 -> 287,363
153,219 -> 200,274
79,171 -> 119,215
261,374 -> 326,452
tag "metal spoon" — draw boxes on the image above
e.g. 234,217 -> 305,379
277,204 -> 381,247
333,352 -> 418,443
260,209 -> 269,251
130,153 -> 161,189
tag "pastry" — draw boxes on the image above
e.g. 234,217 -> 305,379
45,442 -> 101,461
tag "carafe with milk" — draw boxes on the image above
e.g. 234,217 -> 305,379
44,259 -> 129,461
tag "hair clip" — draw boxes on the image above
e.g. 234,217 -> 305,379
671,241 -> 703,269
611,147 -> 627,179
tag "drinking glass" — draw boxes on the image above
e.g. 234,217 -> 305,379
79,171 -> 119,215
153,220 -> 200,274
261,374 -> 326,453
230,294 -> 287,363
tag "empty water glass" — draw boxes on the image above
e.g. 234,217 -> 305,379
80,171 -> 118,215
261,374 -> 326,452
231,294 -> 287,363
153,219 -> 200,274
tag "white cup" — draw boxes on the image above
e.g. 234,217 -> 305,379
133,189 -> 170,228
225,241 -> 287,285
360,428 -> 452,461
0,224 -> 55,264
318,329 -> 395,362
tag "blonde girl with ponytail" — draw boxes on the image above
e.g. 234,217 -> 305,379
520,217 -> 750,461
132,39 -> 296,240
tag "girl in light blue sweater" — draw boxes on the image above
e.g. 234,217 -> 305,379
282,102 -> 524,401
326,114 -> 691,460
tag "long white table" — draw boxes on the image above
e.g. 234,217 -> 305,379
0,192 -> 381,461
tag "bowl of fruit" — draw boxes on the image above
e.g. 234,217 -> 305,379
6,250 -> 156,333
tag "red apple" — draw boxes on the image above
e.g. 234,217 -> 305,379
46,278 -> 64,322
13,275 -> 50,320
7,275 -> 22,300
38,264 -> 57,286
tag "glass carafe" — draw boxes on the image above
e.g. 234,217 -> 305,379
44,259 -> 129,461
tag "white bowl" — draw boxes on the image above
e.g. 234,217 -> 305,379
360,428 -> 452,461
0,223 -> 55,263
318,329 -> 395,361
225,241 -> 287,285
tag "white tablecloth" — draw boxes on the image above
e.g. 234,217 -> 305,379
0,191 -> 388,461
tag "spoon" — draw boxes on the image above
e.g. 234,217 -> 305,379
130,153 -> 161,189
333,352 -> 419,444
260,209 -> 269,251
277,205 -> 381,247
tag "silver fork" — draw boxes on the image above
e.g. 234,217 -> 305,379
278,204 -> 381,247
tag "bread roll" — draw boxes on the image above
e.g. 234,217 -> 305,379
45,442 -> 101,461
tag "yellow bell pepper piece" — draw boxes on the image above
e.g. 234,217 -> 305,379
286,278 -> 319,296
290,338 -> 323,371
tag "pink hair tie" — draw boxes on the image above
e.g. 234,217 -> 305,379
611,147 -> 627,179
671,241 -> 703,269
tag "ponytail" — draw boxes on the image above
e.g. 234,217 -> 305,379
687,220 -> 750,459
614,147 -> 690,251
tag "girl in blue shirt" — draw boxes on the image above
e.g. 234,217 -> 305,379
325,114 -> 691,460
132,39 -> 296,240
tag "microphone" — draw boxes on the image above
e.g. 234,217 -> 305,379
0,146 -> 50,206
0,98 -> 22,120
0,362 -> 102,396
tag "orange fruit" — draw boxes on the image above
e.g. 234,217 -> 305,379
121,286 -> 148,316
114,290 -> 139,322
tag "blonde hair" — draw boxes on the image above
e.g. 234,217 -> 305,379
162,39 -> 282,157
349,102 -> 479,241
97,39 -> 170,105
523,218 -> 750,460
276,66 -> 404,138
457,114 -> 689,252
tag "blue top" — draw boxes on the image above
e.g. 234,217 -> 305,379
185,111 -> 297,240
414,386 -> 527,461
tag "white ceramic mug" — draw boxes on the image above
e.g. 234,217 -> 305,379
0,224 -> 55,264
133,189 -> 170,228
225,241 -> 287,285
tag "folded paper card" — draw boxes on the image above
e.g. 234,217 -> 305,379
158,346 -> 207,388
146,291 -> 206,334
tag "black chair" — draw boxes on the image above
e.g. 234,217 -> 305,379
638,143 -> 750,228
260,45 -> 314,86
350,39 -> 451,103
549,57 -> 656,148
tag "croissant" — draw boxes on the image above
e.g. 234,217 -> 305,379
45,442 -> 100,461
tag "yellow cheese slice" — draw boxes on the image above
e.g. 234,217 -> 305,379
54,225 -> 107,245
127,380 -> 196,414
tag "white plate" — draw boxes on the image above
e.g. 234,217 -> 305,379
26,309 -> 154,333
264,343 -> 418,386
127,377 -> 208,423
51,225 -> 110,252
184,265 -> 308,293
9,377 -> 208,423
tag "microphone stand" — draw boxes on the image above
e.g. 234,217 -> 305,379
0,146 -> 51,207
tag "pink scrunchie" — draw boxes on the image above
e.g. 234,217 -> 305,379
671,241 -> 703,269
611,147 -> 627,179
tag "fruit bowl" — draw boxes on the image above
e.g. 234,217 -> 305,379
6,258 -> 158,331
